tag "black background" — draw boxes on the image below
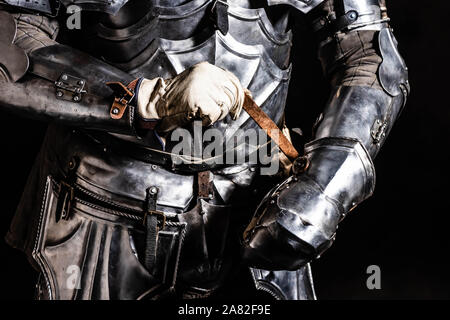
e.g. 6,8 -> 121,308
1,0 -> 449,300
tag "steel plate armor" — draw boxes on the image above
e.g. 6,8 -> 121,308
0,0 -> 409,300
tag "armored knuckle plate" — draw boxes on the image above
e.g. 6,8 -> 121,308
378,27 -> 409,97
267,0 -> 325,14
0,11 -> 29,82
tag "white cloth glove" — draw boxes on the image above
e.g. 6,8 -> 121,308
136,62 -> 245,132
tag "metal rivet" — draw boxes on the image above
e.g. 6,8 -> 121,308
73,95 -> 80,102
78,80 -> 84,85
149,187 -> 158,195
56,90 -> 63,97
151,165 -> 157,170
61,74 -> 68,81
348,11 -> 358,20
250,167 -> 255,172
68,158 -> 76,170
112,108 -> 119,115
208,194 -> 214,199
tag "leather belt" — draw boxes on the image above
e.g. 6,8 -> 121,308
86,130 -> 263,173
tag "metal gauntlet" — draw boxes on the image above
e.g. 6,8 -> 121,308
243,137 -> 375,270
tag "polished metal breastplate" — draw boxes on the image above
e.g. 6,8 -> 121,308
77,0 -> 293,164
56,0 -> 294,211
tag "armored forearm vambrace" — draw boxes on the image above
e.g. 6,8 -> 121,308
243,0 -> 409,270
0,11 -> 138,135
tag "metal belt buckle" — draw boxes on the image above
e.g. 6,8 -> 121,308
143,209 -> 166,230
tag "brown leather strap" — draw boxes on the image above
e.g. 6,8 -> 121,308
197,171 -> 213,199
243,92 -> 300,161
106,79 -> 139,120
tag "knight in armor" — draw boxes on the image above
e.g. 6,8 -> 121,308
0,0 -> 409,300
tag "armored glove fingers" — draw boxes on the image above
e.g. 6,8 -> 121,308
136,61 -> 245,132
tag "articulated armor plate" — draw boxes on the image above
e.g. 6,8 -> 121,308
311,0 -> 390,44
243,137 -> 375,270
267,0 -> 324,14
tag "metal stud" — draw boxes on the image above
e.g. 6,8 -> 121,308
149,187 -> 158,195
